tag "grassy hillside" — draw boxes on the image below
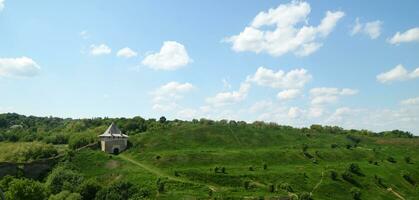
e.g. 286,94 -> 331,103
72,123 -> 419,199
0,113 -> 418,199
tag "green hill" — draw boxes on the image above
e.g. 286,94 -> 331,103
0,113 -> 418,199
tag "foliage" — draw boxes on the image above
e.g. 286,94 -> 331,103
77,179 -> 102,200
48,191 -> 82,200
4,178 -> 47,200
46,165 -> 84,194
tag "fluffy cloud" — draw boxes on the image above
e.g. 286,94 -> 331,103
206,83 -> 251,107
376,64 -> 419,83
401,97 -> 419,106
0,57 -> 40,78
89,44 -> 111,56
0,0 -> 4,11
152,82 -> 195,111
117,47 -> 138,58
351,18 -> 382,39
142,41 -> 192,70
248,67 -> 312,89
226,1 -> 344,57
277,89 -> 300,100
388,27 -> 419,45
310,87 -> 358,105
288,107 -> 302,118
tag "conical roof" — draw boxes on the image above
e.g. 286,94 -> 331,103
99,122 -> 128,138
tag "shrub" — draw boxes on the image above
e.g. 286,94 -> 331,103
77,179 -> 101,200
4,178 -> 47,200
330,170 -> 338,180
95,181 -> 140,200
374,175 -> 386,188
350,187 -> 361,200
46,166 -> 84,194
268,184 -> 275,193
49,191 -> 82,200
402,172 -> 416,185
279,183 -> 293,192
387,156 -> 396,163
221,167 -> 226,174
349,163 -> 363,176
299,192 -> 311,200
68,133 -> 95,150
331,144 -> 338,148
244,181 -> 250,190
249,166 -> 254,171
342,171 -> 360,187
404,156 -> 412,164
263,163 -> 268,170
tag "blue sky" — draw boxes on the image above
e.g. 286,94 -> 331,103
1,0 -> 419,134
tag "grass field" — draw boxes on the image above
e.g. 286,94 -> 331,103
69,124 -> 419,199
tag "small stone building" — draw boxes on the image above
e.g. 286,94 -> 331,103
99,123 -> 128,154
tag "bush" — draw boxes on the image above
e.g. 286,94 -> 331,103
263,163 -> 268,170
387,156 -> 396,163
95,181 -> 141,200
349,163 -> 363,176
330,170 -> 338,180
331,144 -> 338,148
279,183 -> 293,192
402,172 -> 416,186
268,184 -> 275,193
350,187 -> 361,200
46,166 -> 84,194
244,181 -> 251,190
49,190 -> 82,200
4,178 -> 47,200
299,192 -> 311,200
374,175 -> 386,188
68,133 -> 95,150
404,156 -> 412,164
77,179 -> 101,200
342,171 -> 361,187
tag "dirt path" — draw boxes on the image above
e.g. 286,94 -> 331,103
387,187 -> 406,200
310,171 -> 324,197
118,154 -> 220,192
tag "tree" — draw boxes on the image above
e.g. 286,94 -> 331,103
77,179 -> 101,200
159,116 -> 167,124
350,187 -> 361,200
5,178 -> 47,200
49,191 -> 82,200
46,166 -> 84,194
95,181 -> 140,200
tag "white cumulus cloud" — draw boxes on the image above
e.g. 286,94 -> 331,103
0,0 -> 4,11
142,41 -> 192,70
248,67 -> 312,89
117,47 -> 138,58
90,44 -> 111,56
206,83 -> 251,107
388,27 -> 419,45
401,97 -> 419,106
351,18 -> 382,39
226,1 -> 344,57
376,64 -> 419,83
152,82 -> 195,111
310,87 -> 358,105
277,89 -> 300,100
0,57 -> 41,78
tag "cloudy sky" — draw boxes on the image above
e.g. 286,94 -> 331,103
1,1 -> 419,134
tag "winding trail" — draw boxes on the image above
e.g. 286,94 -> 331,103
118,154 -> 219,192
310,171 -> 324,197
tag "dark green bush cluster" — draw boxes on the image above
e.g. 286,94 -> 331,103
279,182 -> 293,192
342,171 -> 361,187
387,156 -> 396,163
350,187 -> 361,200
348,163 -> 363,176
330,170 -> 338,180
402,172 -> 416,186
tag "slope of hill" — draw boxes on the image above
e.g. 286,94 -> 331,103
0,113 -> 418,199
